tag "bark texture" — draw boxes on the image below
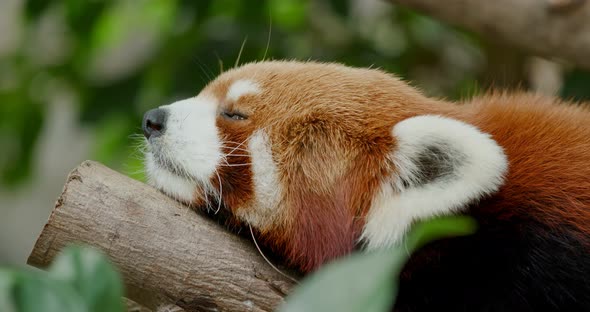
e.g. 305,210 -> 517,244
27,161 -> 296,312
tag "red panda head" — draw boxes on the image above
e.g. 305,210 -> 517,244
143,61 -> 508,272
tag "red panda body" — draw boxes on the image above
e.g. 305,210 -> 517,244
142,61 -> 590,311
398,95 -> 590,311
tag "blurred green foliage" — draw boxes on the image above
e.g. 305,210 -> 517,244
0,245 -> 124,312
1,0 -> 589,187
0,0 -> 478,187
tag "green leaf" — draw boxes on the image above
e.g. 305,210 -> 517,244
279,250 -> 401,312
0,270 -> 18,312
49,246 -> 124,312
404,215 -> 477,251
0,269 -> 87,312
279,216 -> 477,312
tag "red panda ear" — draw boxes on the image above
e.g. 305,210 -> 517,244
361,115 -> 509,249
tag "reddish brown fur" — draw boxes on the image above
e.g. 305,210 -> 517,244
198,61 -> 590,272
464,93 -> 590,238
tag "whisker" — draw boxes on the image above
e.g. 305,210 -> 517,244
228,137 -> 251,155
214,51 -> 224,74
203,188 -> 210,212
234,36 -> 248,68
215,171 -> 223,214
220,146 -> 250,152
222,147 -> 249,152
224,140 -> 249,145
221,142 -> 250,147
193,62 -> 210,85
195,57 -> 214,81
249,225 -> 299,284
181,111 -> 192,129
262,12 -> 272,61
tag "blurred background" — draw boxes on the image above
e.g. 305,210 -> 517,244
2,0 -> 590,266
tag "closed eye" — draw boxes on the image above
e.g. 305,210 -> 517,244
221,111 -> 248,120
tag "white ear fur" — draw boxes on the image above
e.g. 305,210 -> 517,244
361,115 -> 508,249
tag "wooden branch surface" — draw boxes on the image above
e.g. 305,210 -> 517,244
391,0 -> 590,69
27,161 -> 295,312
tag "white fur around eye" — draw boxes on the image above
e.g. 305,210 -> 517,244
227,79 -> 261,102
361,115 -> 508,249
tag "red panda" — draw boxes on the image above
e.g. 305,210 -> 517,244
141,61 -> 590,311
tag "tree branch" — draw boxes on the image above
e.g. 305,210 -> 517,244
27,161 -> 296,312
391,0 -> 590,70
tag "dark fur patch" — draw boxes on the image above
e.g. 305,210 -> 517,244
394,199 -> 590,311
400,142 -> 466,188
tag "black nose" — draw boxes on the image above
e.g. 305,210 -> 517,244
142,108 -> 168,139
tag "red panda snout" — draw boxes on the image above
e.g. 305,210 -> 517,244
144,95 -> 222,206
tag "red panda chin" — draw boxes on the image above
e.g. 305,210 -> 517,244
144,61 -> 590,310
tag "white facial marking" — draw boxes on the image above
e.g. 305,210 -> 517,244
226,79 -> 260,102
145,95 -> 221,203
235,130 -> 284,229
145,153 -> 197,203
362,115 -> 508,249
